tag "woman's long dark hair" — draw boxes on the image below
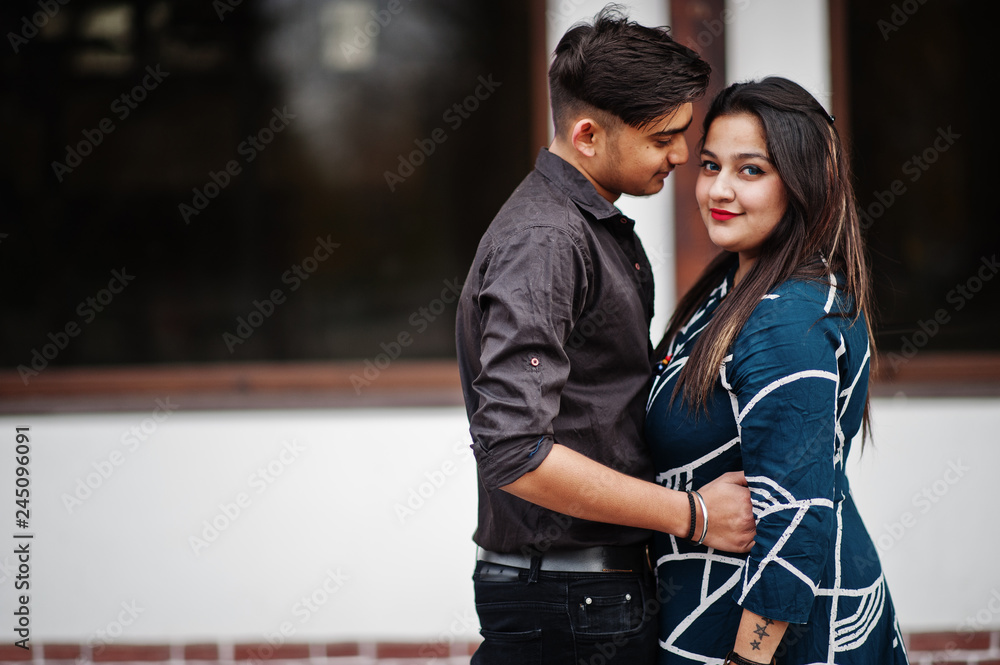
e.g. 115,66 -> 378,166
660,77 -> 876,437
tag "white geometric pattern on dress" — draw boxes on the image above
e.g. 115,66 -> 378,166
721,285 -> 890,663
655,546 -> 744,664
647,271 -> 904,663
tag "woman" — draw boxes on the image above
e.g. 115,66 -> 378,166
645,77 -> 909,664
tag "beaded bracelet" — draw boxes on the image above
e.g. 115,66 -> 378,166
685,491 -> 697,540
723,650 -> 775,665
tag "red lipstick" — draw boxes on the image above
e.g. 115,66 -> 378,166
710,208 -> 740,221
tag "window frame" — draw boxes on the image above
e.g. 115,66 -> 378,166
6,1 -> 996,414
668,0 -> 1000,397
1,1 -> 551,414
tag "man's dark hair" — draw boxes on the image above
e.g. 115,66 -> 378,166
549,4 -> 711,136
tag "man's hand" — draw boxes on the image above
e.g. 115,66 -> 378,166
697,471 -> 755,552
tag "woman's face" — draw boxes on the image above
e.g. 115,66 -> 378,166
696,113 -> 788,277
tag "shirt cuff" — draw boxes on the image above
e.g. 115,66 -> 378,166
473,434 -> 555,491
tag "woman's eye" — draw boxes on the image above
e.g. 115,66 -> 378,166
700,160 -> 719,172
742,165 -> 764,176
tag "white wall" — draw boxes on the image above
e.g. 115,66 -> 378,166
0,396 -> 997,645
0,407 -> 479,644
848,397 -> 1000,630
726,0 -> 831,106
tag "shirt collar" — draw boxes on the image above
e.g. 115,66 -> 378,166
534,148 -> 627,223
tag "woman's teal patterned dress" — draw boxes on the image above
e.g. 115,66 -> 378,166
645,268 -> 909,664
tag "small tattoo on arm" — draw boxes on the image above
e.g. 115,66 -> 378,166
750,640 -> 761,651
753,623 -> 771,639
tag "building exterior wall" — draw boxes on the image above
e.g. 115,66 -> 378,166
0,0 -> 992,658
1,396 -> 997,643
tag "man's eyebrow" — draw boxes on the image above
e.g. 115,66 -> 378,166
651,115 -> 693,137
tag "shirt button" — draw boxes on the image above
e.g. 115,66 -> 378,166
620,217 -> 628,224
634,263 -> 641,270
530,357 -> 540,367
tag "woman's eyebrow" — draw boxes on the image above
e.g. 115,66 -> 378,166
700,147 -> 772,162
736,151 -> 771,161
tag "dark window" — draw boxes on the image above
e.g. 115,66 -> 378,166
847,0 -> 998,362
1,0 -> 532,374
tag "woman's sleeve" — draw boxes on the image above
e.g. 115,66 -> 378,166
723,286 -> 844,623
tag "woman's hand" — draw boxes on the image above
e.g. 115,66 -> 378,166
697,471 -> 756,552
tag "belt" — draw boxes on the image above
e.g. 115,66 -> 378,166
476,544 -> 649,573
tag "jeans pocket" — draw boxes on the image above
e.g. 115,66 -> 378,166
570,578 -> 646,637
576,593 -> 628,632
474,628 -> 542,664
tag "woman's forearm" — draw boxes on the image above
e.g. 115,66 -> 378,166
729,608 -> 788,664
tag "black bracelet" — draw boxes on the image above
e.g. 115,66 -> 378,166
685,491 -> 696,540
723,650 -> 774,665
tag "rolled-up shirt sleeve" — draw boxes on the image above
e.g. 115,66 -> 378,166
469,223 -> 591,491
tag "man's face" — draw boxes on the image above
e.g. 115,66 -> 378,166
591,103 -> 694,200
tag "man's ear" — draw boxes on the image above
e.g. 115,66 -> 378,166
569,117 -> 603,158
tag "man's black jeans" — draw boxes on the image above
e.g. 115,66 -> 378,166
471,559 -> 659,665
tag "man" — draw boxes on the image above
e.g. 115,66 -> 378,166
455,7 -> 755,664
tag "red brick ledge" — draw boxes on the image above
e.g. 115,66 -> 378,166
0,641 -> 481,663
0,634 -> 996,664
904,630 -> 1000,665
